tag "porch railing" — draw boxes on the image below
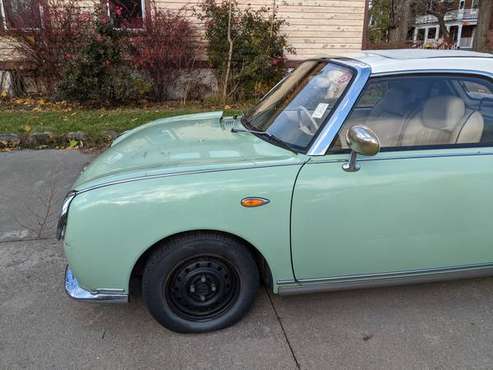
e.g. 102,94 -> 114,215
415,9 -> 478,25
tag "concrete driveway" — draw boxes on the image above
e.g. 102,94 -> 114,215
1,150 -> 493,369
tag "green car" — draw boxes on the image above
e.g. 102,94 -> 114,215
60,50 -> 493,333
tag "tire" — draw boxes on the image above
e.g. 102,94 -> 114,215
142,232 -> 260,333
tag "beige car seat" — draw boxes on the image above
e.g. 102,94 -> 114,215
338,87 -> 412,149
400,96 -> 484,147
364,88 -> 413,147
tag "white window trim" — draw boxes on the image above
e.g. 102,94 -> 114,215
106,0 -> 146,30
0,0 -> 7,29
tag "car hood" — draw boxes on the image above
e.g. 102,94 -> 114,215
74,111 -> 306,191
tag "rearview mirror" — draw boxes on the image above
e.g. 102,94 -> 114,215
342,125 -> 380,172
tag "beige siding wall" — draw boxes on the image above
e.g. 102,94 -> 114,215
159,0 -> 366,60
0,37 -> 21,62
0,0 -> 366,65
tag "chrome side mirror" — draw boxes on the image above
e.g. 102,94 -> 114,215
342,125 -> 380,172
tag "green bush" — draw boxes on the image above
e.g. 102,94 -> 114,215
198,0 -> 294,102
57,21 -> 150,105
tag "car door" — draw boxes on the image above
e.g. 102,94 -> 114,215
291,73 -> 493,282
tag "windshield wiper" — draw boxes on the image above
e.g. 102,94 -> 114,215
240,115 -> 253,130
231,126 -> 298,154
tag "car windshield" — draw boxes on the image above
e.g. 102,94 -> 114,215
242,61 -> 354,153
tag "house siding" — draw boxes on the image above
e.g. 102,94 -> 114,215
0,0 -> 365,95
0,0 -> 365,66
154,0 -> 366,60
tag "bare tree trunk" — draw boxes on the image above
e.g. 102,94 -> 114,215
388,0 -> 413,43
428,12 -> 451,45
270,0 -> 276,37
222,0 -> 233,104
474,0 -> 493,51
437,17 -> 450,42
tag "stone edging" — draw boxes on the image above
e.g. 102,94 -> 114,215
0,130 -> 118,150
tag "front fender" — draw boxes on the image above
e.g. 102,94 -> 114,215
64,165 -> 301,294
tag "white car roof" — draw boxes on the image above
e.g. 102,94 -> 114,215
338,49 -> 493,75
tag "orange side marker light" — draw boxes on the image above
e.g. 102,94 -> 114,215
241,197 -> 270,208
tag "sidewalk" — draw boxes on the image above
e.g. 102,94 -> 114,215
1,150 -> 493,369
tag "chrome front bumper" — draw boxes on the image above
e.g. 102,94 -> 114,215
64,266 -> 128,303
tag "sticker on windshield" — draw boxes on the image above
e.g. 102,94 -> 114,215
312,103 -> 329,119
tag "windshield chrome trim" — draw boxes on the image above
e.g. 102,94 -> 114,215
307,58 -> 372,156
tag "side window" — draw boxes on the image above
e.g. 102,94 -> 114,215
461,80 -> 493,100
329,75 -> 493,152
356,81 -> 387,108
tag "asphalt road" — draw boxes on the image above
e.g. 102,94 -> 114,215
1,150 -> 493,369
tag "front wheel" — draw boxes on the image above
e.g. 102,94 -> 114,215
142,232 -> 260,333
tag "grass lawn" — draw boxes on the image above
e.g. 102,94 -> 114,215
0,101 -> 244,147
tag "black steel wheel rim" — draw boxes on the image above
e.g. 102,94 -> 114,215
165,255 -> 240,321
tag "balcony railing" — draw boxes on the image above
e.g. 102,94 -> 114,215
415,9 -> 478,25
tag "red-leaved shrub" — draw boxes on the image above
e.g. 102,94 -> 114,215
130,3 -> 199,100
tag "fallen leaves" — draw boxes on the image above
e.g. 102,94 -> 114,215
0,97 -> 77,112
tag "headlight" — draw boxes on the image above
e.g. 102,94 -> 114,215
56,191 -> 77,240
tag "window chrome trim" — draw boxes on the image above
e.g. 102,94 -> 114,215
307,58 -> 372,156
307,66 -> 493,157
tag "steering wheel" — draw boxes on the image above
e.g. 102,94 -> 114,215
296,105 -> 319,134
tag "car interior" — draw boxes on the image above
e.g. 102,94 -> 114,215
331,75 -> 493,151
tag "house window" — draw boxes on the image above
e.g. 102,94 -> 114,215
459,0 -> 465,10
108,0 -> 144,29
472,0 -> 479,9
427,27 -> 437,40
0,0 -> 41,29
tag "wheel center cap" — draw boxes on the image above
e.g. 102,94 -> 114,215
196,282 -> 210,296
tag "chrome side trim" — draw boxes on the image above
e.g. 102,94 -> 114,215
76,161 -> 307,194
311,149 -> 493,165
65,266 -> 128,303
307,58 -> 372,156
278,263 -> 493,295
